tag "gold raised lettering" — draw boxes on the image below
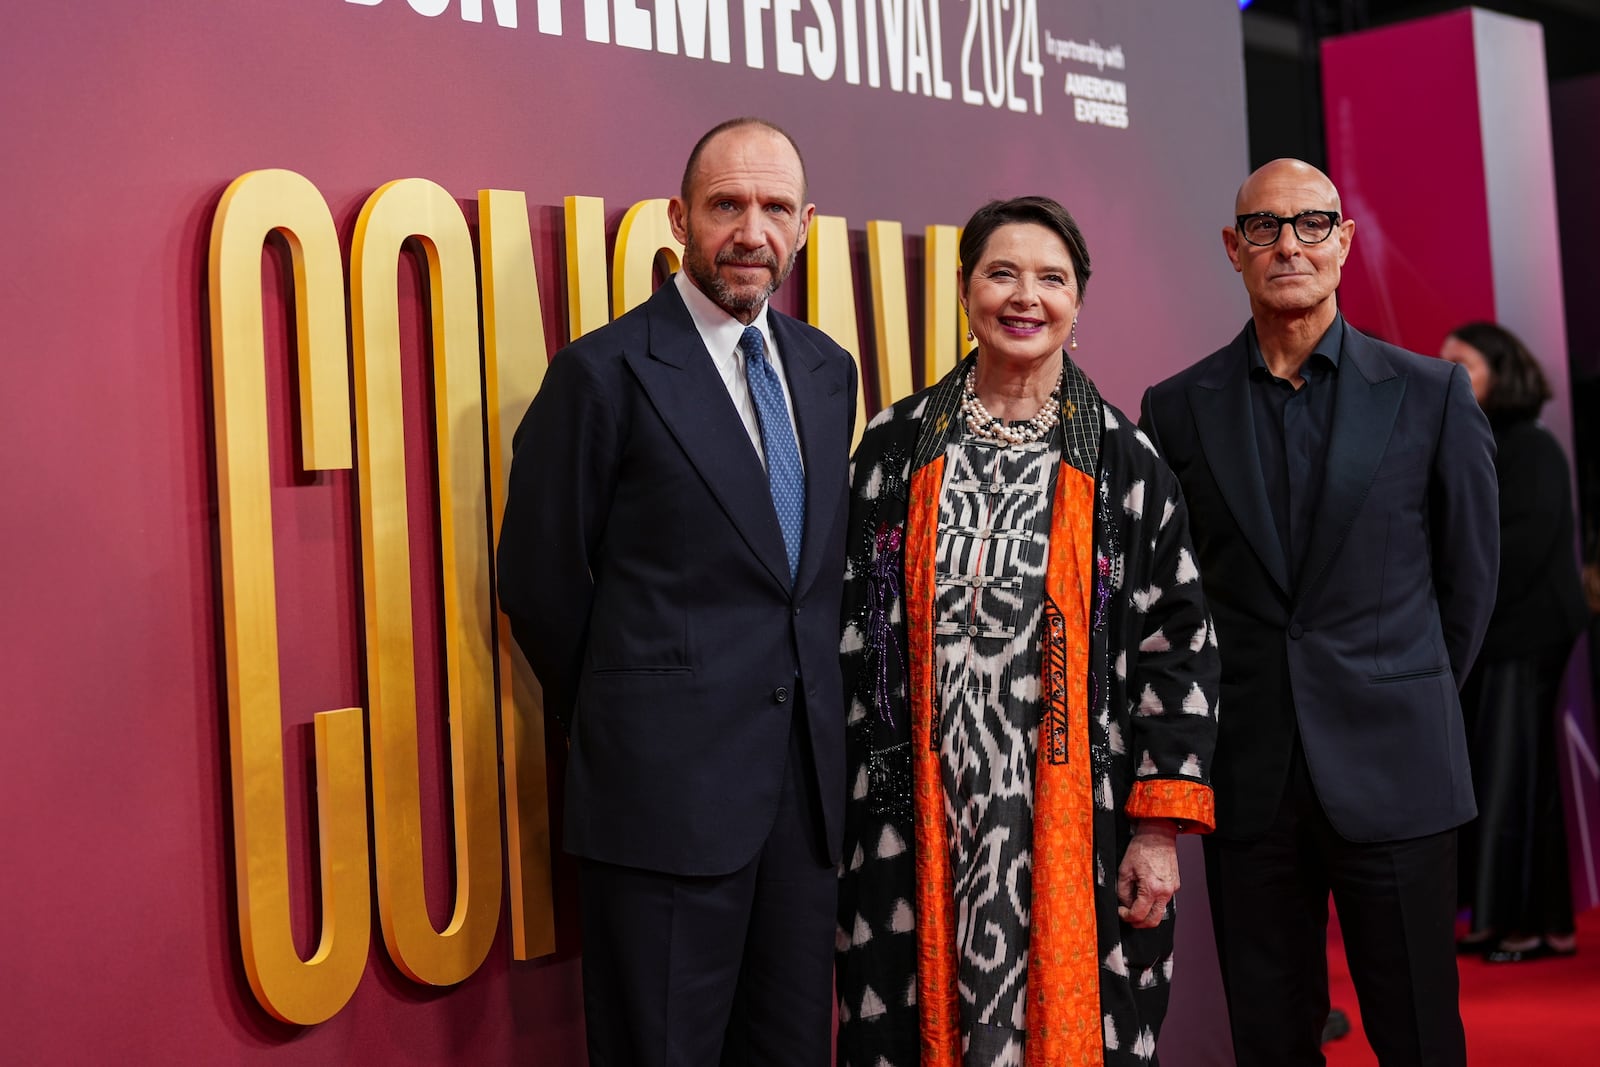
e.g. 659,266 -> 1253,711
350,178 -> 502,985
565,195 -> 610,339
478,188 -> 557,960
805,214 -> 868,444
866,220 -> 914,407
208,168 -> 369,1025
612,198 -> 684,316
924,223 -> 965,382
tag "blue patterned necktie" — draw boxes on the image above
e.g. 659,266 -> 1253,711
741,325 -> 805,584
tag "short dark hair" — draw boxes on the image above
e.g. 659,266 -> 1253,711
679,117 -> 809,201
1448,321 -> 1551,421
958,196 -> 1092,297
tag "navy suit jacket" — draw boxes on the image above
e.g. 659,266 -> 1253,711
497,280 -> 857,876
1139,318 -> 1498,843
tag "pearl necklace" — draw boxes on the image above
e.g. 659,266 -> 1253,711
961,365 -> 1063,445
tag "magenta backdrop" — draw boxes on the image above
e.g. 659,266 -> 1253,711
1,2 -> 1250,1063
1321,12 -> 1496,353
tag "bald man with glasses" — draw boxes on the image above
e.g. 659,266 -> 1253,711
1139,158 -> 1499,1066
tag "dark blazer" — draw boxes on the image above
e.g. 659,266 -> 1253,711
1139,318 -> 1499,843
497,280 -> 857,876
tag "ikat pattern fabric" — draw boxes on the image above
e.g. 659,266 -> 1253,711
934,437 -> 1060,1063
742,325 -> 805,582
837,354 -> 1220,1067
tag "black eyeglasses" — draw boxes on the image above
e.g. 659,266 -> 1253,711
1234,210 -> 1341,247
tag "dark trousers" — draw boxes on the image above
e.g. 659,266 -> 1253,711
578,712 -> 837,1067
1205,743 -> 1466,1067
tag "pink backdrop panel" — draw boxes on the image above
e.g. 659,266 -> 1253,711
1321,9 -> 1495,352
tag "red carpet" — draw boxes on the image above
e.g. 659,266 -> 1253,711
1323,907 -> 1600,1065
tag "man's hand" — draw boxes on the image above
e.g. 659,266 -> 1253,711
1117,818 -> 1182,929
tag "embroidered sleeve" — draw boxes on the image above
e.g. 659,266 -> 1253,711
837,408 -> 924,1066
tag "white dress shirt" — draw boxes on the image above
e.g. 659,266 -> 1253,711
674,270 -> 803,472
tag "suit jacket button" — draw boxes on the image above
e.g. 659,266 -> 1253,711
774,686 -> 789,704
1288,622 -> 1304,639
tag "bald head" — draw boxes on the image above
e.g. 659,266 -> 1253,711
1234,158 -> 1342,215
1224,157 -> 1355,327
681,117 -> 808,203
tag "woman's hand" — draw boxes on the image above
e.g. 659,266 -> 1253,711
1117,819 -> 1182,929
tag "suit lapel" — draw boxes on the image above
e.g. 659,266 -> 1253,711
623,285 -> 793,589
1295,327 -> 1405,605
772,312 -> 849,595
1189,334 -> 1291,594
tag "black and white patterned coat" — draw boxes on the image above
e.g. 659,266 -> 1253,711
836,355 -> 1220,1066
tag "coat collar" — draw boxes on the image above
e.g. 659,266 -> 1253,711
623,282 -> 847,593
1187,326 -> 1292,593
1186,317 -> 1405,600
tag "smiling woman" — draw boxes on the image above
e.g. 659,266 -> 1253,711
962,224 -> 1081,395
835,196 -> 1221,1067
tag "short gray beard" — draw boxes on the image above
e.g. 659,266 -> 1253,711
683,230 -> 800,315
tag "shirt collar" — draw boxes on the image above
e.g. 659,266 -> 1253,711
675,270 -> 773,358
1247,313 -> 1344,379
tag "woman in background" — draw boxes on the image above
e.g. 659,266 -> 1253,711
1441,321 -> 1589,962
835,196 -> 1219,1065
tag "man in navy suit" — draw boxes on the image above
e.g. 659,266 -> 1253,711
1140,159 -> 1498,1066
497,118 -> 856,1066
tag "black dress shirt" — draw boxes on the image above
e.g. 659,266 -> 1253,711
1247,316 -> 1343,586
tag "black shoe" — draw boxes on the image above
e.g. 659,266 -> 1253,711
1484,938 -> 1577,963
1321,1008 -> 1351,1044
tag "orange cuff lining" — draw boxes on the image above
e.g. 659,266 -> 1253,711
1126,778 -> 1215,833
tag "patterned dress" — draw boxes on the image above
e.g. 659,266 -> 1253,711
935,437 -> 1059,1064
837,355 -> 1220,1067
